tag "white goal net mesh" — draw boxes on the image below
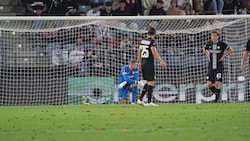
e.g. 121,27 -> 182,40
0,16 -> 249,105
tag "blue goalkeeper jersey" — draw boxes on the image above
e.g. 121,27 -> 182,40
118,65 -> 139,85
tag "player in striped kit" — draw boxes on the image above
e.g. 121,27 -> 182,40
203,30 -> 234,103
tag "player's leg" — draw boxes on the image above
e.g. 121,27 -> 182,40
214,72 -> 222,102
138,83 -> 147,100
137,67 -> 147,105
147,81 -> 154,103
143,66 -> 158,106
214,81 -> 221,102
207,81 -> 216,92
131,86 -> 137,104
146,81 -> 158,106
147,81 -> 155,104
207,69 -> 217,93
118,87 -> 129,104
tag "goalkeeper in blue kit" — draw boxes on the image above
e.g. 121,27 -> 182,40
118,59 -> 139,104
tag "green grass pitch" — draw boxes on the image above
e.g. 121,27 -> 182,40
0,103 -> 250,141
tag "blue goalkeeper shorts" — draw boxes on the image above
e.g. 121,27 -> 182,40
118,84 -> 137,101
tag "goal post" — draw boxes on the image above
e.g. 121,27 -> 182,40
0,15 -> 249,105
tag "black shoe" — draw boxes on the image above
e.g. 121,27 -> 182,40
215,94 -> 220,103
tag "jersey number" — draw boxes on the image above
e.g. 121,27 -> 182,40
141,45 -> 149,58
216,73 -> 222,79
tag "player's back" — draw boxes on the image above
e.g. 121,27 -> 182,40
140,37 -> 155,66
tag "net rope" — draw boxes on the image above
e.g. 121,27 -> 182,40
0,15 -> 249,105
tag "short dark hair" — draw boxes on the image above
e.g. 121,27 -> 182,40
148,27 -> 156,35
105,1 -> 112,6
120,0 -> 126,3
157,0 -> 164,4
92,2 -> 100,8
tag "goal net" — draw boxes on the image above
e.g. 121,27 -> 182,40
0,15 -> 249,105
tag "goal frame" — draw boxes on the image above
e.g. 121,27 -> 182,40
0,15 -> 250,105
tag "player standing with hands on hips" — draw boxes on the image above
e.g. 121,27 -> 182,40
137,27 -> 167,106
203,30 -> 233,103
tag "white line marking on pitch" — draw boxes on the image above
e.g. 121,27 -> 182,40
1,126 -> 250,134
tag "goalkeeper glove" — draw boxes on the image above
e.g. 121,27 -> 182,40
118,81 -> 127,89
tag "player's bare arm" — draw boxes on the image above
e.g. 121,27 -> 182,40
240,51 -> 249,72
203,48 -> 210,61
151,46 -> 167,68
219,47 -> 234,61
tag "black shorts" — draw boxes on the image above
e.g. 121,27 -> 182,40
142,64 -> 155,81
206,69 -> 222,82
